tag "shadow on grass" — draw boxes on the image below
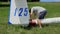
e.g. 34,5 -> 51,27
7,23 -> 52,30
8,25 -> 32,30
20,25 -> 32,30
19,24 -> 50,30
42,24 -> 49,27
0,4 -> 9,7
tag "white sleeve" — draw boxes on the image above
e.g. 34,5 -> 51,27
31,8 -> 33,14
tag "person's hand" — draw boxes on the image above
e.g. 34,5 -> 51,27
30,13 -> 32,16
32,19 -> 36,23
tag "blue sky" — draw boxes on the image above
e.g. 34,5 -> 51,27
40,0 -> 60,2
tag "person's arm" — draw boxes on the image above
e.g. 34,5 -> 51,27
31,8 -> 33,15
37,19 -> 42,28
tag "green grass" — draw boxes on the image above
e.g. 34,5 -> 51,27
0,2 -> 60,34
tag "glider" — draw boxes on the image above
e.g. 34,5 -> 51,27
8,0 -> 60,27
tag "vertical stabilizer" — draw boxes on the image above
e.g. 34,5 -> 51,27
8,0 -> 30,26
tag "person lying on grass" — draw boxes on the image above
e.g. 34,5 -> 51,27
29,6 -> 47,28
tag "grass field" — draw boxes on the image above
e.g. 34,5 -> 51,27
0,2 -> 60,34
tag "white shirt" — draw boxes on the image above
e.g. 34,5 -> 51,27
31,6 -> 46,18
31,6 -> 46,14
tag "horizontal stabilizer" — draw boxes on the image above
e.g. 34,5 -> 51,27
41,17 -> 60,24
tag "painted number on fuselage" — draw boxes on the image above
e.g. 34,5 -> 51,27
14,8 -> 28,16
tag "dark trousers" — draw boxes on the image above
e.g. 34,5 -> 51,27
38,10 -> 47,19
